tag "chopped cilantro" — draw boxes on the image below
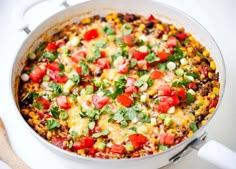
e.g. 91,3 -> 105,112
46,119 -> 60,130
134,79 -> 144,87
121,23 -> 133,35
158,63 -> 167,71
102,25 -> 115,35
137,70 -> 148,77
172,79 -> 190,87
49,82 -> 62,96
94,39 -> 107,48
79,61 -> 89,75
147,78 -> 153,87
71,131 -> 78,136
33,102 -> 44,110
50,106 -> 59,119
130,58 -> 137,68
39,52 -> 56,62
185,72 -> 200,79
35,42 -> 46,54
111,54 -> 119,62
87,48 -> 101,62
145,53 -> 160,63
167,47 -> 184,61
108,76 -> 126,99
58,63 -> 64,71
129,126 -> 137,132
71,75 -> 80,84
186,92 -> 195,105
92,129 -> 110,138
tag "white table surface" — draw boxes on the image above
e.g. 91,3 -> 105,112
0,0 -> 235,168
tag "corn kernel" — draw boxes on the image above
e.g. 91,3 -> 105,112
200,74 -> 205,80
156,24 -> 164,31
167,129 -> 176,134
193,56 -> 201,63
208,93 -> 216,99
187,131 -> 193,137
203,49 -> 209,57
187,47 -> 193,53
197,95 -> 204,102
114,18 -> 120,23
81,17 -> 91,25
203,99 -> 209,107
106,14 -> 113,21
111,13 -> 118,19
139,24 -> 145,31
28,119 -> 33,125
116,23 -> 122,29
169,25 -> 175,30
29,111 -> 35,118
182,119 -> 188,126
208,72 -> 213,79
195,110 -> 201,116
210,61 -> 216,70
201,120 -> 207,125
209,108 -> 215,114
213,87 -> 219,95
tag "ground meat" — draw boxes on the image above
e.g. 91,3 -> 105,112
124,13 -> 138,22
210,72 -> 219,81
145,22 -> 154,29
198,81 -> 213,96
201,57 -> 210,65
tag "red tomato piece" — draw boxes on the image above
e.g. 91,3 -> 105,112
84,29 -> 99,41
158,84 -> 172,96
111,144 -> 125,154
126,77 -> 136,87
81,137 -> 95,148
88,146 -> 96,156
51,136 -> 67,149
75,66 -> 82,75
157,51 -> 169,62
167,36 -> 177,48
176,32 -> 187,41
56,96 -> 70,109
46,62 -> 60,71
56,39 -> 65,47
118,60 -> 129,74
35,97 -> 51,109
137,60 -> 148,70
46,42 -> 57,52
201,66 -> 209,77
117,94 -> 133,107
72,142 -> 84,150
156,100 -> 171,113
159,133 -> 175,145
29,66 -> 46,83
150,70 -> 164,80
147,14 -> 155,21
188,82 -> 197,90
122,34 -> 135,47
48,71 -> 68,83
92,95 -> 109,109
100,51 -> 107,58
96,58 -> 110,70
125,77 -> 138,94
171,94 -> 180,106
132,51 -> 149,60
176,88 -> 186,100
71,51 -> 87,63
129,134 -> 148,149
209,97 -> 219,109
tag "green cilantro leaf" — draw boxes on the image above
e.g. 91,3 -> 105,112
87,48 -> 101,62
46,119 -> 60,130
186,92 -> 195,105
130,59 -> 137,68
145,53 -> 160,63
189,122 -> 198,132
79,61 -> 89,75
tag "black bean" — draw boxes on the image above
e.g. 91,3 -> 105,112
145,22 -> 154,29
201,57 -> 210,65
101,17 -> 106,22
95,68 -> 102,77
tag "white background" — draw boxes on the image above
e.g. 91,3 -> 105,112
0,0 -> 236,169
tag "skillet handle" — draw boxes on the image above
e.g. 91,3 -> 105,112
196,140 -> 236,169
12,0 -> 70,34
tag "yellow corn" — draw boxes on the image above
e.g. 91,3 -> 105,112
156,24 -> 164,31
105,14 -> 113,21
21,109 -> 29,115
114,18 -> 120,23
167,129 -> 176,134
201,120 -> 207,125
28,119 -> 33,125
193,56 -> 201,63
182,119 -> 188,127
203,49 -> 210,57
169,25 -> 175,30
29,111 -> 35,118
187,131 -> 193,137
200,74 -> 205,80
213,87 -> 219,95
116,23 -> 122,29
187,47 -> 193,53
210,61 -> 216,70
78,149 -> 85,155
111,13 -> 118,19
81,17 -> 91,25
208,72 -> 213,79
208,93 -> 216,99
203,99 -> 209,107
209,108 -> 215,114
138,24 -> 145,31
197,95 -> 204,102
195,110 -> 201,116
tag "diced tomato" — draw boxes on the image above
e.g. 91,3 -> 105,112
176,32 -> 187,41
35,97 -> 51,110
126,77 -> 136,87
129,134 -> 148,149
37,111 -> 51,119
71,51 -> 87,63
88,146 -> 96,156
201,66 -> 209,77
84,29 -> 99,41
46,42 -> 57,52
46,62 -> 60,71
156,100 -> 171,113
51,136 -> 67,149
96,58 -> 110,70
174,136 -> 184,145
72,142 -> 84,150
100,51 -> 107,58
132,51 -> 149,60
29,66 -> 46,83
75,66 -> 82,75
117,94 -> 133,107
147,14 -> 155,21
56,39 -> 65,47
209,97 -> 219,109
158,84 -> 172,96
188,82 -> 197,90
111,144 -> 125,154
167,36 -> 177,48
150,70 -> 164,80
56,96 -> 70,109
159,133 -> 175,145
125,77 -> 138,94
118,60 -> 129,74
132,151 -> 141,158
157,51 -> 169,62
122,34 -> 135,47
81,137 -> 95,148
176,88 -> 186,100
92,95 -> 109,109
137,60 -> 148,70
48,71 -> 68,83
171,94 -> 180,106
89,126 -> 101,135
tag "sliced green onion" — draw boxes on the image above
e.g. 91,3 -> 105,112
63,80 -> 75,93
59,111 -> 68,120
108,35 -> 116,41
140,94 -> 147,103
80,89 -> 86,96
43,75 -> 50,82
97,142 -> 106,151
28,53 -> 36,60
164,117 -> 173,127
162,34 -> 168,41
175,68 -> 184,76
125,143 -> 134,151
61,46 -> 69,54
187,89 -> 196,95
65,66 -> 72,73
151,117 -> 157,126
159,144 -> 168,151
159,114 -> 167,120
85,85 -> 94,94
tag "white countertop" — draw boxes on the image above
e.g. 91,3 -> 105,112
0,0 -> 235,169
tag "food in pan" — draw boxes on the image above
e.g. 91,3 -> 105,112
19,13 -> 220,159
